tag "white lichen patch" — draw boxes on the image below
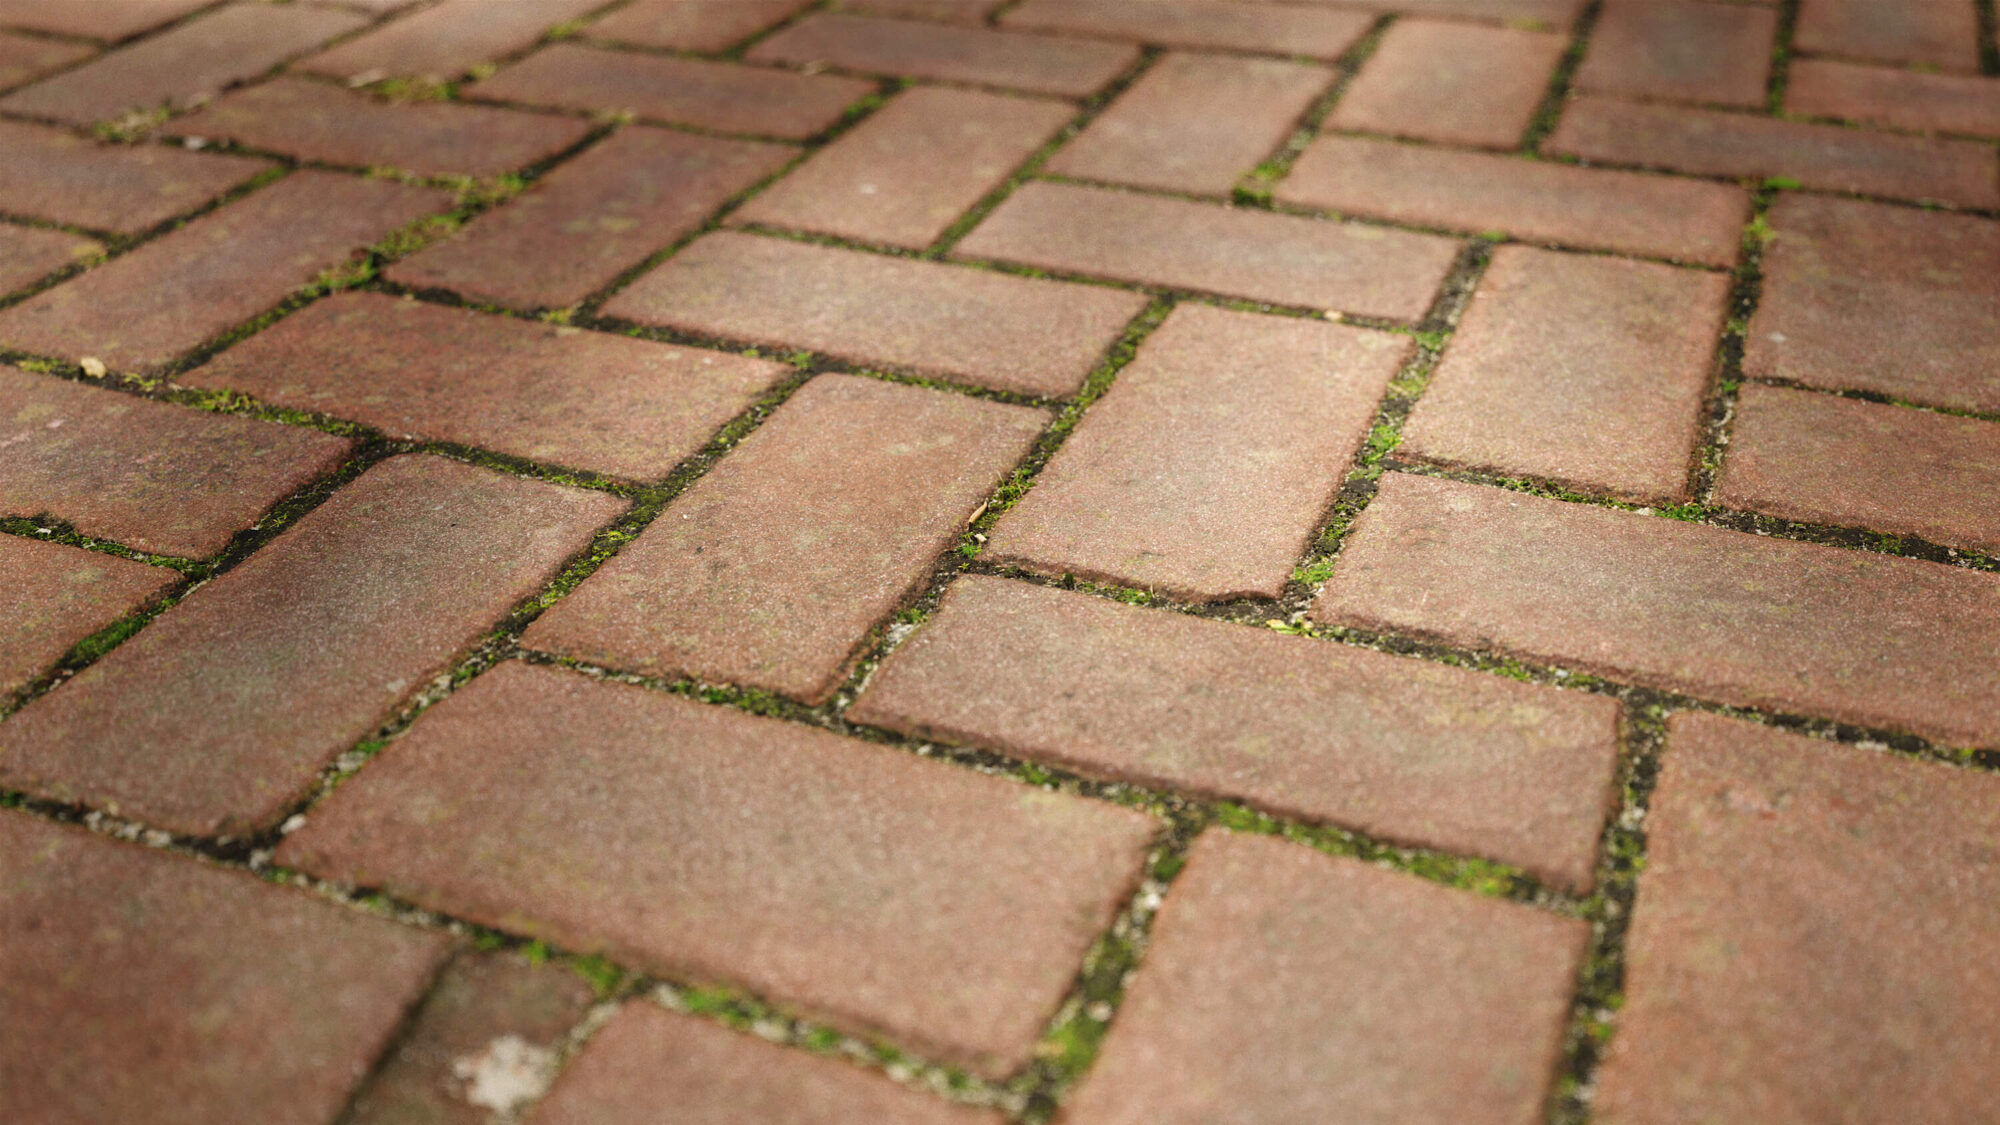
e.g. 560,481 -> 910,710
452,1035 -> 558,1114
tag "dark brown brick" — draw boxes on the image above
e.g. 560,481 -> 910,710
833,0 -> 1002,21
747,12 -> 1137,97
390,126 -> 794,307
0,118 -> 273,234
1003,0 -> 1373,60
1575,0 -> 1775,108
186,292 -> 787,481
1594,713 -> 2000,1124
298,0 -> 608,82
0,454 -> 623,836
603,231 -> 1147,397
0,0 -> 213,40
1787,58 -> 2000,138
275,660 -> 1158,1079
955,181 -> 1459,320
1063,831 -> 1587,1124
1314,472 -> 2000,749
585,0 -> 814,51
1745,193 -> 2000,414
0,536 -> 173,697
988,304 -> 1407,600
0,30 -> 91,89
0,223 -> 96,294
0,171 -> 448,373
1330,19 -> 1567,149
731,85 -> 1070,250
1045,51 -> 1332,196
852,576 -> 1620,890
1795,0 -> 1979,73
523,375 -> 1043,701
471,42 -> 872,140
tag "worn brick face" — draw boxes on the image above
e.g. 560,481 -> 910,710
585,0 -> 815,51
0,119 -> 272,235
0,536 -> 174,698
0,31 -> 92,90
1330,20 -> 1567,149
0,224 -> 96,295
1786,58 -> 2000,139
749,13 -> 1139,97
298,0 -> 609,82
834,0 -> 1002,21
1794,0 -> 1979,73
0,0 -> 213,40
1575,0 -> 1775,108
1003,0 -> 1373,60
1363,0 -> 1586,26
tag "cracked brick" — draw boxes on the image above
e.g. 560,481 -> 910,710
0,118 -> 273,235
0,535 -> 174,697
1329,19 -> 1567,149
747,12 -> 1138,97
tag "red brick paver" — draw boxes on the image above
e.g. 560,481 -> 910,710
1330,20 -> 1567,150
1786,58 -> 2000,138
276,661 -> 1157,1079
1003,0 -> 1373,60
0,224 -> 96,294
0,0 -> 213,40
0,118 -> 273,235
1794,0 -> 1979,73
835,0 -> 1003,22
1574,0 -> 1775,109
298,0 -> 609,83
1368,0 -> 1587,27
0,536 -> 174,697
0,31 -> 91,90
586,0 -> 815,52
748,13 -> 1138,98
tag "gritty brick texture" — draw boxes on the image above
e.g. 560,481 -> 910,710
988,304 -> 1407,600
1329,20 -> 1568,149
1574,0 -> 1775,108
275,661 -> 1158,1079
851,577 -> 1619,890
0,224 -> 96,294
1786,58 -> 2000,138
586,0 -> 815,51
1063,832 -> 1588,1125
1315,473 -> 2000,750
0,536 -> 174,697
0,119 -> 273,235
0,0 -> 213,40
749,13 -> 1139,97
1003,0 -> 1373,60
1364,0 -> 1586,26
0,31 -> 92,90
834,0 -> 1003,21
0,811 -> 454,1125
298,0 -> 608,82
1593,713 -> 2000,1124
0,455 -> 622,836
523,375 -> 1043,701
1793,0 -> 1979,73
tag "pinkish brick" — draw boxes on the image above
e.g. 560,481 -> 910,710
1745,193 -> 2000,414
1330,19 -> 1567,149
0,811 -> 454,1125
955,181 -> 1459,320
0,536 -> 173,697
1315,472 -> 2000,749
0,118 -> 272,234
585,0 -> 814,51
0,0 -> 212,40
471,42 -> 872,140
1794,0 -> 1979,73
603,231 -> 1147,397
1788,57 -> 2000,141
1574,0 -> 1775,108
0,30 -> 91,89
851,576 -> 1620,890
1003,0 -> 1373,60
186,293 -> 787,481
0,171 -> 448,373
988,304 -> 1407,600
523,375 -> 1043,701
298,0 -> 608,82
390,126 -> 793,307
1064,832 -> 1588,1124
1594,713 -> 2000,1124
0,454 -> 623,836
1333,0 -> 1586,27
731,85 -> 1070,249
833,0 -> 1003,21
1545,95 -> 2000,209
1046,51 -> 1332,196
747,12 -> 1138,97
0,223 -> 95,294
275,661 -> 1157,1079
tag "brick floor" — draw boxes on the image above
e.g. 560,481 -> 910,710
1330,20 -> 1568,150
1793,0 -> 1980,73
0,30 -> 92,90
747,13 -> 1138,98
1002,0 -> 1374,60
1375,0 -> 1588,27
1786,58 -> 2000,139
0,535 -> 175,697
834,0 -> 1003,22
0,119 -> 273,235
0,0 -> 214,41
585,0 -> 815,52
1573,0 -> 1775,109
0,223 -> 97,294
297,0 -> 608,83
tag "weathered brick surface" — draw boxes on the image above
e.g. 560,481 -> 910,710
472,43 -> 872,140
1063,831 -> 1588,1124
1356,0 -> 1586,27
186,293 -> 787,481
586,0 -> 814,51
1717,385 -> 2000,556
1315,472 -> 2000,749
1278,136 -> 1747,267
275,661 -> 1157,1079
988,304 -> 1406,600
1546,95 -> 2000,209
523,375 -> 1043,701
1794,0 -> 1979,73
1593,713 -> 2000,1124
0,223 -> 96,294
0,366 -> 353,557
747,12 -> 1138,97
532,1004 -> 1004,1125
1045,52 -> 1332,196
956,181 -> 1459,320
0,535 -> 174,697
0,810 -> 455,1125
732,86 -> 1068,250
0,4 -> 365,125
851,576 -> 1619,890
0,119 -> 272,235
604,231 -> 1147,397
1745,193 -> 2000,414
0,0 -> 213,40
298,0 -> 608,82
1402,246 -> 1729,503
391,126 -> 793,307
0,30 -> 91,90
0,172 -> 446,373
0,455 -> 623,836
834,0 -> 1002,21
1003,0 -> 1373,60
1787,58 -> 2000,138
1330,20 -> 1567,149
1574,0 -> 1775,108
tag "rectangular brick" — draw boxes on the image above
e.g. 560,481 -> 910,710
1402,246 -> 1729,503
1545,95 -> 2000,209
0,171 -> 448,373
274,660 -> 1157,1079
1308,0 -> 1586,28
523,374 -> 1043,701
604,231 -> 1148,397
298,0 -> 608,82
0,4 -> 365,125
1795,0 -> 1979,73
0,118 -> 272,235
0,0 -> 212,40
1064,832 -> 1587,1124
0,30 -> 91,89
833,0 -> 1003,21
185,292 -> 788,482
0,454 -> 623,836
1315,472 -> 2000,749
471,42 -> 872,140
1787,58 -> 2000,139
1575,0 -> 1775,108
1746,193 -> 2000,414
0,223 -> 95,294
389,126 -> 794,307
732,86 -> 1068,250
1045,51 -> 1332,196
1002,0 -> 1374,60
852,576 -> 1619,890
0,811 -> 454,1125
988,304 -> 1407,600
1330,19 -> 1568,149
0,536 -> 173,697
747,12 -> 1138,97
955,181 -> 1460,320
584,0 -> 814,51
